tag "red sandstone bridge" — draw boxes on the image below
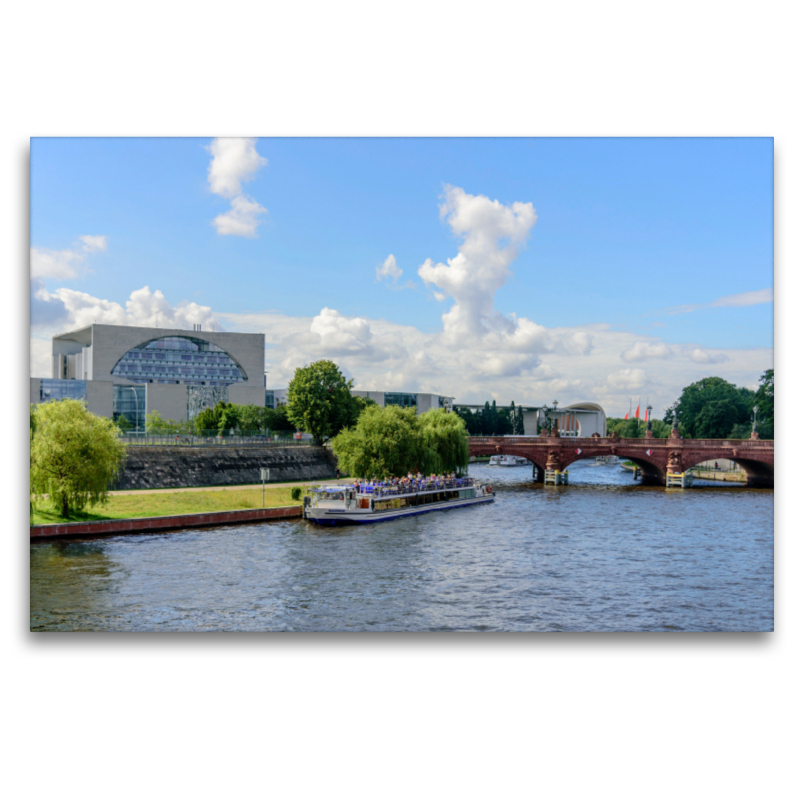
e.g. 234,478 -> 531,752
468,427 -> 774,487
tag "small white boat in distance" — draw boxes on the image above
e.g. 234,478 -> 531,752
488,455 -> 530,467
303,476 -> 495,526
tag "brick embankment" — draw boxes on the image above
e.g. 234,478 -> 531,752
30,505 -> 303,540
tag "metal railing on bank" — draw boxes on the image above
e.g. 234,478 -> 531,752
118,430 -> 313,447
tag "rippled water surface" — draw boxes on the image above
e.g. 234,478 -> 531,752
30,463 -> 774,631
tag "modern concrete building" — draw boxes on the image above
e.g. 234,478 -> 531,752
31,323 -> 266,430
351,390 -> 454,414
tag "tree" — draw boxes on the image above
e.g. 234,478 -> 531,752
194,402 -> 225,434
144,410 -> 188,435
417,408 -> 470,474
754,368 -> 774,439
264,404 -> 296,433
115,414 -> 133,433
331,405 -> 429,479
218,404 -> 242,436
287,360 -> 358,445
669,377 -> 749,439
30,399 -> 127,518
238,404 -> 267,434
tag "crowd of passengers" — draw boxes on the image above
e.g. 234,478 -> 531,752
353,473 -> 471,494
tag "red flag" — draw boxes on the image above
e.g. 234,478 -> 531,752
624,411 -> 629,420
634,404 -> 640,419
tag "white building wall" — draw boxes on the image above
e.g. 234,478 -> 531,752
85,381 -> 114,418
146,383 -> 189,423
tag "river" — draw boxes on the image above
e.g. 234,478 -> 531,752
30,462 -> 773,632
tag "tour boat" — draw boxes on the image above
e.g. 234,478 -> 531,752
303,476 -> 495,526
591,455 -> 619,466
488,454 -> 530,467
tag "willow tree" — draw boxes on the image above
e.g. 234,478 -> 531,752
417,408 -> 470,475
331,405 -> 469,479
30,399 -> 127,518
331,405 -> 431,479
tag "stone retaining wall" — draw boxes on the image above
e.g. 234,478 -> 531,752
113,445 -> 336,490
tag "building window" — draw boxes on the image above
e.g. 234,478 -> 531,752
385,392 -> 417,409
40,379 -> 87,403
110,336 -> 246,386
112,385 -> 145,431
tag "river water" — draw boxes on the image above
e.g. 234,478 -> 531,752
30,462 -> 774,632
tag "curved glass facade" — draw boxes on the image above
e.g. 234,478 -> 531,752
110,336 -> 247,386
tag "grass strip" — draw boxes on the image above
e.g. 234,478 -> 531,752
31,486 -> 305,526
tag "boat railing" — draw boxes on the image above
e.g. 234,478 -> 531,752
355,477 -> 475,498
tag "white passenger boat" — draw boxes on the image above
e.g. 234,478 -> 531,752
303,476 -> 495,526
488,454 -> 530,467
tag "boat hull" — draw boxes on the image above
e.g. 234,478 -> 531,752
305,494 -> 494,526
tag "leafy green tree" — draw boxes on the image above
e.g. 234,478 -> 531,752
418,408 -> 470,474
286,360 -> 358,445
194,401 -> 228,434
218,404 -> 243,436
30,398 -> 127,518
693,400 -> 744,439
238,404 -> 267,434
754,368 -> 774,439
510,401 -> 526,435
264,404 -> 296,433
669,377 -> 749,439
144,410 -> 189,435
115,414 -> 133,433
332,405 -> 430,478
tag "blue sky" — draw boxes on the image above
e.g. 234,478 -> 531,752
30,137 -> 773,415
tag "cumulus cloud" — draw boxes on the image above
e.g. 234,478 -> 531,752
207,137 -> 268,237
207,138 -> 267,198
418,185 -> 537,343
212,195 -> 268,237
621,341 -> 673,362
33,285 -> 223,333
687,347 -> 729,364
31,234 -> 107,280
376,254 -> 402,283
604,368 -> 648,392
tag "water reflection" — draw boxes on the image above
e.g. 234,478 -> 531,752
30,461 -> 773,632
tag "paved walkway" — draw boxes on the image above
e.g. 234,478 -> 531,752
108,478 -> 351,497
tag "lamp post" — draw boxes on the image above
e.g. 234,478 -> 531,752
751,405 -> 759,439
132,386 -> 140,435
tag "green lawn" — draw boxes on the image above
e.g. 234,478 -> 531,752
31,486 -> 305,526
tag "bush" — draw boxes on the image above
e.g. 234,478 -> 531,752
290,487 -> 302,501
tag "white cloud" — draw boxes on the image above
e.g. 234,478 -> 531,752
712,288 -> 773,308
418,185 -> 537,343
687,347 -> 729,364
665,287 -> 773,315
32,285 -> 223,335
621,341 -> 673,362
212,195 -> 267,237
31,234 -> 107,280
376,254 -> 402,283
604,368 -> 648,391
79,235 -> 107,253
207,138 -> 268,237
207,138 -> 267,198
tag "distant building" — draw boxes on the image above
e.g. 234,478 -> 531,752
455,401 -> 607,437
351,390 -> 454,414
31,323 -> 266,430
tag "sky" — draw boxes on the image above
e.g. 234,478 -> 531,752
30,137 -> 773,417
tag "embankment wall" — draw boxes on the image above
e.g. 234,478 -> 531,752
113,446 -> 336,490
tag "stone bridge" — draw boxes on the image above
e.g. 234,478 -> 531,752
469,426 -> 774,487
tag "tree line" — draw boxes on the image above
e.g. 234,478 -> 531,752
455,400 -> 526,436
606,369 -> 774,440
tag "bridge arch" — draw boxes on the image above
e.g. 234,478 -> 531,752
680,449 -> 774,487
